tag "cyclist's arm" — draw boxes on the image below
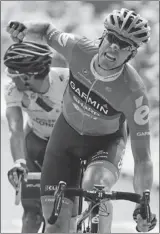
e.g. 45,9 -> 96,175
6,106 -> 26,162
24,22 -> 79,62
4,82 -> 25,162
120,88 -> 153,196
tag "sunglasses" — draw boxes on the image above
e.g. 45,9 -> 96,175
5,68 -> 27,80
5,68 -> 44,80
105,33 -> 135,51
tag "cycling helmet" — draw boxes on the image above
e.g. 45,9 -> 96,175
4,41 -> 52,76
104,8 -> 151,47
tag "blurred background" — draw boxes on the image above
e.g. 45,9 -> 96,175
1,1 -> 159,233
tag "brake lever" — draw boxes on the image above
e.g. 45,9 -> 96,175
54,182 -> 66,215
48,181 -> 66,225
140,190 -> 151,223
15,174 -> 23,205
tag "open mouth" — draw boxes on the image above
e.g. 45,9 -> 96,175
104,52 -> 116,62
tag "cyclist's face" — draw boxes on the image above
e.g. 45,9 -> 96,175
7,70 -> 45,91
98,33 -> 135,69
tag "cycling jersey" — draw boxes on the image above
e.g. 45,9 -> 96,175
45,29 -> 151,160
4,67 -> 69,140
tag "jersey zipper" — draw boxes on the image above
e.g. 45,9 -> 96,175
80,79 -> 98,135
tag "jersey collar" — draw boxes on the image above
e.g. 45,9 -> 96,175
90,54 -> 124,82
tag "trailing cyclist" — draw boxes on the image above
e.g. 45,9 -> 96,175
7,8 -> 157,233
3,42 -> 70,233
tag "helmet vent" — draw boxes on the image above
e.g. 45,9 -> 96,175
117,16 -> 123,28
110,15 -> 115,25
123,17 -> 133,30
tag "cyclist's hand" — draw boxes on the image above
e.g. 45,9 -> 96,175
6,21 -> 27,42
133,206 -> 157,232
8,159 -> 28,190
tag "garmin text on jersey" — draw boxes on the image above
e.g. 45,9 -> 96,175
69,75 -> 120,118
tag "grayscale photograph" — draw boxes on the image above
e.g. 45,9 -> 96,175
1,1 -> 159,233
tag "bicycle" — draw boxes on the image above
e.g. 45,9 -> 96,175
47,180 -> 151,233
15,161 -> 151,233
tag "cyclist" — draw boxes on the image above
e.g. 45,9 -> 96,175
7,8 -> 157,233
3,41 -> 70,233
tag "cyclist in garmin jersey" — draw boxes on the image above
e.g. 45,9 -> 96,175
3,42 -> 69,233
7,8 -> 157,233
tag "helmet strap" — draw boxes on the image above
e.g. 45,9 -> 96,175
131,49 -> 137,58
98,30 -> 107,48
123,49 -> 137,64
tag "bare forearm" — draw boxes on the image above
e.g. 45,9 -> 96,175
133,159 -> 153,195
19,21 -> 68,58
9,132 -> 26,162
24,21 -> 51,41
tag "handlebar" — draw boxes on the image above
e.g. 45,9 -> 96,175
48,181 -> 150,225
15,175 -> 151,226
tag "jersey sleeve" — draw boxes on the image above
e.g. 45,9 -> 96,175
55,67 -> 69,82
119,87 -> 151,161
4,82 -> 23,108
46,26 -> 81,63
50,67 -> 69,93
